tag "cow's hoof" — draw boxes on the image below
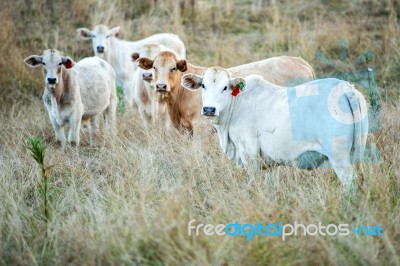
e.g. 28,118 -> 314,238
56,140 -> 66,147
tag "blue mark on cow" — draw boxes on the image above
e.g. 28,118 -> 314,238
287,78 -> 369,167
286,38 -> 381,165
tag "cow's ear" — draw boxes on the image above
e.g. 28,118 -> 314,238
77,28 -> 92,39
110,26 -> 120,38
24,55 -> 43,68
176,59 -> 188,72
137,57 -> 153,70
131,52 -> 140,61
181,74 -> 203,91
62,56 -> 75,69
230,78 -> 246,97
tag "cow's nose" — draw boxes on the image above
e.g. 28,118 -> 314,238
97,46 -> 105,53
202,106 -> 216,116
142,73 -> 153,80
47,78 -> 57,84
156,83 -> 167,92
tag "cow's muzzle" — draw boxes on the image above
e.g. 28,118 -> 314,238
202,106 -> 216,117
142,72 -> 153,81
156,83 -> 168,92
96,46 -> 105,53
47,78 -> 57,84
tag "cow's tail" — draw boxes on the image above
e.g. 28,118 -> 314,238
347,82 -> 369,164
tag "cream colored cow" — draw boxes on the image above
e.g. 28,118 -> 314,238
24,49 -> 117,147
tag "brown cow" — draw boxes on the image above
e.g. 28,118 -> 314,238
137,51 -> 314,135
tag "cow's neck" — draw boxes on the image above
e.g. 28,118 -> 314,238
104,39 -> 116,67
48,69 -> 69,103
161,64 -> 206,127
213,97 -> 238,154
169,63 -> 206,105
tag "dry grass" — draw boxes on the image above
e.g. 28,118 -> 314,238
0,0 -> 399,265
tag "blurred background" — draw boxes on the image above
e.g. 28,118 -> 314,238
0,0 -> 399,111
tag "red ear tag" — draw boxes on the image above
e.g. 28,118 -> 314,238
231,85 -> 241,96
64,60 -> 73,69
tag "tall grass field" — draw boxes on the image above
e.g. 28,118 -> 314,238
0,0 -> 399,265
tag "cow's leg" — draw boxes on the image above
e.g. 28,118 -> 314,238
105,93 -> 117,138
237,139 -> 260,177
123,79 -> 134,108
68,112 -> 81,146
88,116 -> 99,146
151,96 -> 157,127
155,98 -> 170,130
49,115 -> 66,148
138,105 -> 149,129
179,118 -> 193,137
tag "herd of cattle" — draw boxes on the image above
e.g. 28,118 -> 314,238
24,24 -> 369,191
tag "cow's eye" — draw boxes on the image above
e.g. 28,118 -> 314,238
106,35 -> 110,39
58,62 -> 63,66
153,67 -> 157,71
42,62 -> 46,65
201,84 -> 205,89
222,86 -> 227,92
171,67 -> 176,72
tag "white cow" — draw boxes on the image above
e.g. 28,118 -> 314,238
130,44 -> 175,128
77,25 -> 186,107
24,49 -> 117,147
181,67 -> 368,191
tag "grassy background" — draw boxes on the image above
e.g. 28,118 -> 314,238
0,0 -> 399,265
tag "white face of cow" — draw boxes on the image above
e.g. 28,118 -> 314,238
24,49 -> 75,88
131,44 -> 163,82
181,67 -> 246,117
77,25 -> 120,58
136,51 -> 188,93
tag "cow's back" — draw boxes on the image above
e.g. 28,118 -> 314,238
228,56 -> 314,86
75,57 -> 116,117
138,33 -> 186,59
230,77 -> 366,163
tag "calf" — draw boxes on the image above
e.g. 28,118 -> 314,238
24,49 -> 117,147
137,51 -> 315,135
77,25 -> 186,107
131,44 -> 174,128
181,68 -> 368,191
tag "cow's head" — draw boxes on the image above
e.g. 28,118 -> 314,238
136,51 -> 187,93
131,44 -> 163,82
77,24 -> 120,58
181,67 -> 246,117
24,49 -> 75,88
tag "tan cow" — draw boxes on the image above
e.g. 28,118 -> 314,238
137,51 -> 315,135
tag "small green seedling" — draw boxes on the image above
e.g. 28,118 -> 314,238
27,136 -> 50,223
